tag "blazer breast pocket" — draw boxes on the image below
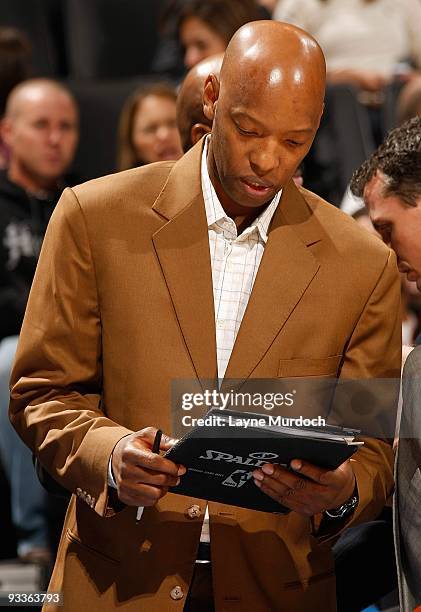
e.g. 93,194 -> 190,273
278,355 -> 343,378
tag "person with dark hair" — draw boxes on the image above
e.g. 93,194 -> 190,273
117,82 -> 183,171
350,116 -> 421,611
351,117 -> 421,215
0,78 -> 79,565
176,0 -> 264,68
0,27 -> 32,116
9,22 -> 400,611
0,27 -> 32,169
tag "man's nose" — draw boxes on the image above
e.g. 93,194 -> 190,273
48,129 -> 62,146
184,47 -> 201,69
156,125 -> 171,141
249,145 -> 279,177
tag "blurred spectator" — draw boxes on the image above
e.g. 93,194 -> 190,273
0,78 -> 78,565
274,0 -> 421,205
175,0 -> 263,69
274,0 -> 421,95
0,27 -> 32,169
256,0 -> 278,15
117,83 -> 183,171
397,75 -> 421,123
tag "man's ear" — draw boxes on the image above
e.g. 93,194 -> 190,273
191,123 -> 211,146
1,117 -> 13,147
203,73 -> 219,122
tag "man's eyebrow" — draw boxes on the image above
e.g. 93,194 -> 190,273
231,110 -> 313,133
231,110 -> 265,128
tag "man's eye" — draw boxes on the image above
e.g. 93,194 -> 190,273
286,139 -> 303,148
237,126 -> 256,136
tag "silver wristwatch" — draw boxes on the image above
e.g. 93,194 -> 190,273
324,489 -> 359,520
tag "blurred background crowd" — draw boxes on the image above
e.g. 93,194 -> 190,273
0,0 -> 421,609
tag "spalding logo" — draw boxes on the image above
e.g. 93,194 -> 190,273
198,450 -> 279,466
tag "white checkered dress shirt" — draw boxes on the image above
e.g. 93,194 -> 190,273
201,136 -> 282,379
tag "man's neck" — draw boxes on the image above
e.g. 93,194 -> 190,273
8,161 -> 57,197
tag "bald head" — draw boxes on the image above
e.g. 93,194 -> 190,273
5,78 -> 77,120
203,21 -> 326,214
177,54 -> 224,152
2,78 -> 79,193
220,20 -> 325,116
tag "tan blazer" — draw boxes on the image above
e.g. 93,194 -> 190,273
10,141 -> 401,611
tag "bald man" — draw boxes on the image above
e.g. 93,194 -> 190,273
0,78 -> 78,338
0,78 -> 78,564
177,52 -> 304,187
177,54 -> 224,152
9,22 -> 400,611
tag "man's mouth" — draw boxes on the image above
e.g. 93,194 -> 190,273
240,177 -> 274,197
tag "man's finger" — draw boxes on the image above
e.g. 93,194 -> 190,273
132,427 -> 177,451
125,465 -> 181,488
254,463 -> 313,491
290,459 -> 331,485
159,433 -> 179,450
256,480 -> 316,516
119,482 -> 168,507
253,475 -> 290,499
134,450 -> 185,476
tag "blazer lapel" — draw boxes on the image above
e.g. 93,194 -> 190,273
152,142 -> 217,385
224,181 -> 322,382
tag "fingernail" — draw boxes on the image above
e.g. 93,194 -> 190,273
253,470 -> 264,481
291,460 -> 302,470
262,464 -> 274,475
176,477 -> 180,485
178,466 -> 186,475
254,479 -> 262,488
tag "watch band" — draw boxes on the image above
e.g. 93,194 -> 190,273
324,486 -> 359,520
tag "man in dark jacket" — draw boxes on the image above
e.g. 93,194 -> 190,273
0,78 -> 78,563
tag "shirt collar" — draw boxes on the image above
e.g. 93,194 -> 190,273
200,135 -> 281,243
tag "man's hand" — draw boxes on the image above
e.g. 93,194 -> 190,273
252,458 -> 356,517
328,68 -> 390,92
111,427 -> 186,507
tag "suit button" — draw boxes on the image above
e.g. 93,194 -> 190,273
170,586 -> 184,600
186,504 -> 201,519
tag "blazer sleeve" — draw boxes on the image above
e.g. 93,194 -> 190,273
316,248 -> 401,541
9,187 -> 133,518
